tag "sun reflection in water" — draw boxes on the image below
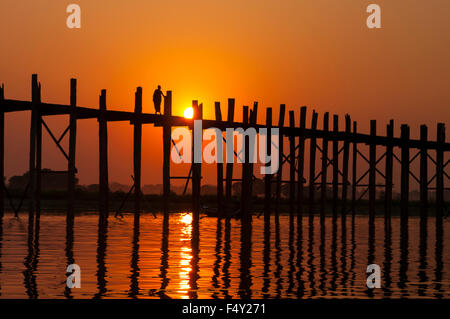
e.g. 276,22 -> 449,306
178,213 -> 192,298
181,213 -> 193,225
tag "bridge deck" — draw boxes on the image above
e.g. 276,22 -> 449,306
2,98 -> 449,151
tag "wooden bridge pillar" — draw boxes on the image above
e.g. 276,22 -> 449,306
400,124 -> 410,222
308,111 -> 318,216
297,106 -> 307,219
248,102 -> 258,213
225,99 -> 235,206
384,120 -> 394,221
0,84 -> 4,217
134,87 -> 143,215
419,125 -> 428,221
436,123 -> 445,223
214,102 -> 224,214
351,121 -> 357,217
99,90 -> 109,215
36,82 -> 42,215
163,91 -> 172,213
320,112 -> 329,220
264,108 -> 272,220
332,115 -> 339,218
29,74 -> 39,213
369,120 -> 377,221
241,106 -> 250,217
192,101 -> 202,218
288,110 -> 295,214
276,104 -> 285,214
341,114 -> 351,219
68,79 -> 77,215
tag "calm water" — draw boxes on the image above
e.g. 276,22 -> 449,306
0,212 -> 448,299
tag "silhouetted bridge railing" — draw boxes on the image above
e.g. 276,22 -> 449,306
0,75 -> 448,225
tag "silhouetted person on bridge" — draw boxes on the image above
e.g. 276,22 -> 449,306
153,85 -> 165,115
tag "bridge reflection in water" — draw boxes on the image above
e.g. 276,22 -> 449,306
0,211 -> 447,299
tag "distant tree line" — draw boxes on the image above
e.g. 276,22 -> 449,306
5,170 -> 448,200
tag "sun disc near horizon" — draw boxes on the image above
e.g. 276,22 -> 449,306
184,107 -> 194,119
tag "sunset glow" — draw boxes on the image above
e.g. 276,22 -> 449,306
0,0 -> 448,303
1,1 -> 449,187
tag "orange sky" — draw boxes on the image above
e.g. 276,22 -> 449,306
0,0 -> 449,186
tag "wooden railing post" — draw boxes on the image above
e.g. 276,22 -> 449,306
384,120 -> 394,222
400,124 -> 410,222
68,79 -> 77,215
163,91 -> 172,212
264,107 -> 273,220
134,87 -> 143,215
369,120 -> 377,221
192,101 -> 202,218
0,84 -> 4,216
29,74 -> 39,213
288,110 -> 295,214
214,102 -> 224,214
99,90 -> 109,216
351,121 -> 357,217
225,99 -> 235,206
419,125 -> 428,221
436,123 -> 445,223
297,106 -> 307,219
320,112 -> 329,220
240,105 -> 250,217
341,114 -> 351,219
36,79 -> 42,215
332,115 -> 339,218
248,102 -> 258,213
308,111 -> 318,216
276,104 -> 286,214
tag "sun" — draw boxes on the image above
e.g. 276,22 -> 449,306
184,107 -> 194,119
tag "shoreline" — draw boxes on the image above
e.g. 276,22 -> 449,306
1,194 -> 446,217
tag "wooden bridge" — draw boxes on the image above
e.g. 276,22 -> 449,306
0,75 -> 448,227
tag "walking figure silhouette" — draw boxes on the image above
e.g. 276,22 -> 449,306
153,85 -> 165,115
